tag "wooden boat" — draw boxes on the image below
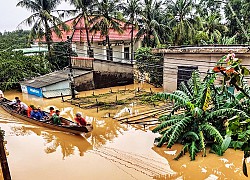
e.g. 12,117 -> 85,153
0,99 -> 93,135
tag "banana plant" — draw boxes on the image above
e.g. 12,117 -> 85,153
152,71 -> 246,160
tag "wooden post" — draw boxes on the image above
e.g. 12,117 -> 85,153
61,93 -> 64,102
110,88 -> 112,93
115,95 -> 118,102
0,129 -> 11,180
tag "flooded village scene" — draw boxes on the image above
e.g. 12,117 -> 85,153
1,1 -> 250,180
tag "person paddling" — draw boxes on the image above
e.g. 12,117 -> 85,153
74,112 -> 87,126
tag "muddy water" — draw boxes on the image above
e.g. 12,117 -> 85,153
0,83 -> 249,180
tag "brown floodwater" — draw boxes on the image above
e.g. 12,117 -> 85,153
0,83 -> 249,180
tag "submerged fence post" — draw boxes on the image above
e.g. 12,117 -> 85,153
61,93 -> 64,102
0,129 -> 11,180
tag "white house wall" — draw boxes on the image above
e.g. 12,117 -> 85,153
42,80 -> 70,91
74,40 -> 142,63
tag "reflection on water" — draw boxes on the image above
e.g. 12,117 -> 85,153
9,125 -> 92,158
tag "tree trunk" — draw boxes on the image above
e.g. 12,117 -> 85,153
84,14 -> 92,57
44,20 -> 52,64
106,35 -> 111,61
131,23 -> 134,64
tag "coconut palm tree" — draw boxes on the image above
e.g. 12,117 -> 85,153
66,0 -> 95,57
202,13 -> 227,44
17,0 -> 69,62
120,0 -> 142,63
136,0 -> 166,48
90,0 -> 124,60
166,0 -> 197,45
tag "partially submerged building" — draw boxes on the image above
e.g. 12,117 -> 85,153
21,16 -> 137,98
154,46 -> 250,92
20,68 -> 92,98
21,57 -> 133,98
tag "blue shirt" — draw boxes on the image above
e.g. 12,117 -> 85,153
30,111 -> 43,120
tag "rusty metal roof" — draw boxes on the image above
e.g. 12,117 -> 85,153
21,69 -> 91,88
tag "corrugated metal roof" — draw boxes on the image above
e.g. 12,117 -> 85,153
43,88 -> 78,98
21,69 -> 92,88
13,47 -> 48,54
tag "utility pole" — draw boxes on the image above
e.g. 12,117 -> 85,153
67,36 -> 76,99
0,129 -> 11,180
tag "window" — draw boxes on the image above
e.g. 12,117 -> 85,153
124,47 -> 130,60
177,66 -> 198,88
107,48 -> 113,61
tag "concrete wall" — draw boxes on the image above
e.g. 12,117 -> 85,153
93,59 -> 134,89
159,47 -> 250,92
93,59 -> 133,73
74,72 -> 94,91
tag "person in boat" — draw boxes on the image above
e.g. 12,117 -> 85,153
74,112 -> 87,126
16,100 -> 29,115
37,107 -> 49,120
9,97 -> 20,109
0,90 -> 4,98
30,108 -> 43,120
51,110 -> 62,125
49,107 -> 55,116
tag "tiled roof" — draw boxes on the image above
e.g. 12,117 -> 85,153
39,16 -> 137,43
21,69 -> 92,88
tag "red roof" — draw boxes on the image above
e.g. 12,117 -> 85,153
40,16 -> 138,43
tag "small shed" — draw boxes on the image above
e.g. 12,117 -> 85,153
20,68 -> 93,98
154,45 -> 250,92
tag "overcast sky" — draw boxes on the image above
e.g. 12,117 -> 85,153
0,1 -> 73,33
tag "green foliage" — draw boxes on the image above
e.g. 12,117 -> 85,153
153,70 -> 238,160
135,47 -> 163,87
51,42 -> 77,70
0,51 -> 50,90
0,30 -> 30,51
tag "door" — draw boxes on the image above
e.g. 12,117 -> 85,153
177,66 -> 198,88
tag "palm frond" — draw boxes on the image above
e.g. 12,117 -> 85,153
167,116 -> 192,148
206,108 -> 250,121
199,130 -> 206,157
152,118 -> 180,133
189,141 -> 199,161
183,131 -> 199,141
174,143 -> 189,160
179,81 -> 193,98
201,123 -> 223,145
155,93 -> 191,108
